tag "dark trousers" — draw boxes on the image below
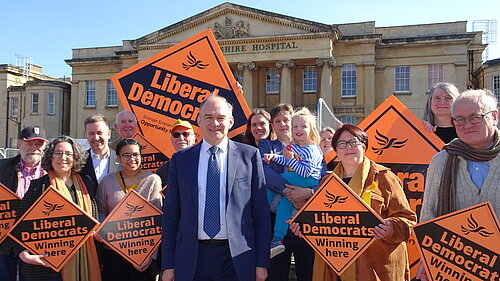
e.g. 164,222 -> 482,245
195,241 -> 238,281
101,248 -> 159,281
268,230 -> 315,281
0,253 -> 26,281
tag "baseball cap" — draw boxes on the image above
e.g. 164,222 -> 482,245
19,126 -> 48,142
172,119 -> 193,131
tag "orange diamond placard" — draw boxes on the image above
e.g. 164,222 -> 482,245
96,189 -> 162,268
292,173 -> 384,275
112,29 -> 251,158
412,202 -> 499,281
8,186 -> 99,272
0,183 -> 21,243
325,95 -> 444,278
132,133 -> 169,172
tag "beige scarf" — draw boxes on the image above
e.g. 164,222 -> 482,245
49,171 -> 101,281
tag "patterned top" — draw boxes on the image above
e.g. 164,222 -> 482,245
273,144 -> 323,180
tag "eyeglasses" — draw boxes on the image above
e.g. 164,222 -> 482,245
432,96 -> 453,103
452,111 -> 492,126
336,138 -> 362,149
172,132 -> 192,138
53,151 -> 74,158
120,153 -> 141,160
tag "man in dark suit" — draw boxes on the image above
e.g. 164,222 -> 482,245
0,126 -> 47,281
81,114 -> 119,195
162,95 -> 270,281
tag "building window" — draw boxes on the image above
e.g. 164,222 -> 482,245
303,66 -> 317,93
494,76 -> 500,101
341,64 -> 356,97
395,66 -> 410,93
341,115 -> 357,125
108,121 -> 116,141
31,93 -> 39,114
10,97 -> 18,118
107,80 -> 117,107
266,68 -> 280,94
428,64 -> 444,90
47,93 -> 55,115
86,81 -> 96,107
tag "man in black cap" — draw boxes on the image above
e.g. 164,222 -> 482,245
0,126 -> 48,281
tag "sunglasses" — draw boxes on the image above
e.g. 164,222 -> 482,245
172,132 -> 192,138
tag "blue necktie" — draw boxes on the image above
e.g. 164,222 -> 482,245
204,146 -> 220,238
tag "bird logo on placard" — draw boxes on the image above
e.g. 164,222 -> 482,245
42,201 -> 64,216
461,214 -> 494,237
125,203 -> 144,217
182,51 -> 209,70
372,130 -> 408,155
324,190 -> 347,208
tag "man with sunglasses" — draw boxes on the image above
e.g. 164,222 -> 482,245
417,89 -> 500,281
156,119 -> 196,187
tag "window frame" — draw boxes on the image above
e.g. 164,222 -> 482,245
47,93 -> 55,115
86,81 -> 96,107
302,66 -> 318,93
31,93 -> 39,114
106,80 -> 117,107
266,68 -> 280,94
493,76 -> 500,102
428,64 -> 444,90
395,66 -> 411,93
10,97 -> 18,118
341,64 -> 357,97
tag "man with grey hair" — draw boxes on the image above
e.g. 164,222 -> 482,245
110,110 -> 138,150
417,89 -> 500,280
0,126 -> 48,281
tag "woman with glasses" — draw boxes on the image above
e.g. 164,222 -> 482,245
15,136 -> 101,281
423,82 -> 460,143
290,124 -> 417,281
97,138 -> 162,281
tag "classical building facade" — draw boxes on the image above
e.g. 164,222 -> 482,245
65,2 -> 485,138
0,64 -> 71,148
477,58 -> 500,100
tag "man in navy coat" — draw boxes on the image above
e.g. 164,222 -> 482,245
162,95 -> 271,281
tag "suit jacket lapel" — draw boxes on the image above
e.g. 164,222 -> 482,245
226,140 -> 238,200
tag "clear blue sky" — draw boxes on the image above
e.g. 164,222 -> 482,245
1,0 -> 499,78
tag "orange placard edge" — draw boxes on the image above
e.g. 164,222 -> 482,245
0,183 -> 21,244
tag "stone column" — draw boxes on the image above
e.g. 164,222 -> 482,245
363,62 -> 376,115
276,60 -> 295,104
237,62 -> 256,106
316,57 -> 335,107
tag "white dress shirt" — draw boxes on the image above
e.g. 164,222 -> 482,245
197,138 -> 228,240
90,149 -> 110,184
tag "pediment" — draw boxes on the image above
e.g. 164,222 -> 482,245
132,3 -> 336,47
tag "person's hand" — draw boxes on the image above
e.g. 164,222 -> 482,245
374,220 -> 393,240
162,268 -> 175,281
292,199 -> 308,209
283,146 -> 293,160
19,250 -> 49,267
256,267 -> 267,281
416,262 -> 429,281
94,232 -> 104,243
263,153 -> 274,164
284,184 -> 312,203
133,257 -> 152,272
288,222 -> 304,238
422,120 -> 437,132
